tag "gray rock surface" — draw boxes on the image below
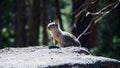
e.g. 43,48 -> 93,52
0,46 -> 120,68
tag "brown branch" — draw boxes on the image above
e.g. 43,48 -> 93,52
77,18 -> 94,39
86,0 -> 120,16
77,0 -> 120,39
73,0 -> 94,25
75,0 -> 93,18
73,0 -> 95,15
93,0 -> 120,23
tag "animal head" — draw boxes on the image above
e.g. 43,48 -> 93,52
47,19 -> 60,31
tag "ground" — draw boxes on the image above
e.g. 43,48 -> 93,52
0,46 -> 120,68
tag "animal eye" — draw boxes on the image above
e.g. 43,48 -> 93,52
53,24 -> 57,26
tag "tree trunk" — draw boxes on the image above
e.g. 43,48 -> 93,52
14,0 -> 27,47
28,0 -> 41,46
71,0 -> 98,49
0,0 -> 3,48
88,3 -> 99,48
54,0 -> 63,30
42,0 -> 48,45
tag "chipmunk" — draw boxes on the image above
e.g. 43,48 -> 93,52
47,19 -> 81,47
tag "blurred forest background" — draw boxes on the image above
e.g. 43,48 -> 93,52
0,0 -> 120,60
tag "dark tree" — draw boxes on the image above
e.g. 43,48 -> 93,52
14,0 -> 27,47
28,0 -> 41,46
88,3 -> 99,48
71,0 -> 98,49
93,0 -> 120,60
42,0 -> 48,45
54,0 -> 64,30
0,0 -> 3,48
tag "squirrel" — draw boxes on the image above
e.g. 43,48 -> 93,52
47,19 -> 81,47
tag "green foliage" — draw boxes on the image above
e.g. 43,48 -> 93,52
1,0 -> 15,47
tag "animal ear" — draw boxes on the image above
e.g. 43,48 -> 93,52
55,19 -> 59,24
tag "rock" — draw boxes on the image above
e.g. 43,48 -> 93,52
0,46 -> 120,68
